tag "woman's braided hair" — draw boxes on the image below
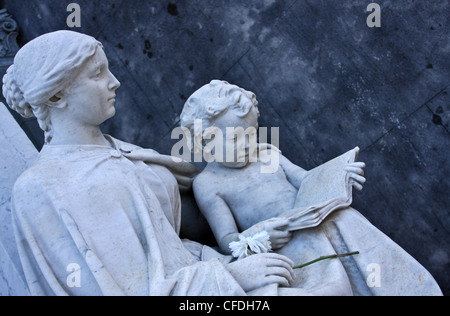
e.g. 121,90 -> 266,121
3,65 -> 53,142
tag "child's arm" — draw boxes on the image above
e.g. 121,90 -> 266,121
279,152 -> 366,191
278,154 -> 309,189
193,173 -> 293,254
193,174 -> 241,255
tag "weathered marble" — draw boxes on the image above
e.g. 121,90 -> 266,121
182,80 -> 443,296
2,0 -> 448,294
2,31 -> 307,296
0,102 -> 36,296
0,9 -> 19,66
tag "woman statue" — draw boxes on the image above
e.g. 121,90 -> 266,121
2,31 -> 299,296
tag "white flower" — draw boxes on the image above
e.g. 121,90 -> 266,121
229,231 -> 272,260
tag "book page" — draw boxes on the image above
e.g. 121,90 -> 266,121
295,147 -> 359,208
282,147 -> 359,231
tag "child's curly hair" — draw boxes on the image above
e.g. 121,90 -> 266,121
180,80 -> 258,154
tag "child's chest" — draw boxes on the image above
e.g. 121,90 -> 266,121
217,163 -> 298,228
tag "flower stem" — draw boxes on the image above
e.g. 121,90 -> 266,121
293,251 -> 360,270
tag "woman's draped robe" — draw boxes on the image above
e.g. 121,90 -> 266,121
11,136 -> 249,296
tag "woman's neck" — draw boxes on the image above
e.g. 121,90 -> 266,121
49,121 -> 111,147
47,105 -> 113,146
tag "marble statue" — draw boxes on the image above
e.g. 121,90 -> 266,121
2,31 -> 304,296
180,80 -> 443,296
0,9 -> 20,66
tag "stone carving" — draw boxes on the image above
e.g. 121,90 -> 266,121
0,9 -> 19,65
2,29 -> 442,296
0,102 -> 36,296
180,80 -> 443,296
2,30 -> 309,296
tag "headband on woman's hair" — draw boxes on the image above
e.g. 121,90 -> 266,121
11,30 -> 101,107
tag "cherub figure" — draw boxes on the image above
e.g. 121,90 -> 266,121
180,80 -> 442,296
181,80 -> 366,255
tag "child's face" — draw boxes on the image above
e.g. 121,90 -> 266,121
209,92 -> 260,168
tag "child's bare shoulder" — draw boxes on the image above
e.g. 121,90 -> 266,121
192,170 -> 230,211
193,169 -> 221,196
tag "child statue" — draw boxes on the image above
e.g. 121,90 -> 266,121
180,80 -> 443,296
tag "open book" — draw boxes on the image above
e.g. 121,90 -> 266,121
282,147 -> 360,231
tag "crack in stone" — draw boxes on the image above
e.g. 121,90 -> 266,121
362,85 -> 450,152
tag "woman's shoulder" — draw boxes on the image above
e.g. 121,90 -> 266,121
11,166 -> 52,213
105,135 -> 150,153
12,162 -> 47,193
12,148 -> 70,194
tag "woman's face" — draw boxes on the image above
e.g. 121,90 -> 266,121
63,48 -> 120,126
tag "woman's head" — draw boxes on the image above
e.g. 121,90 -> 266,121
2,30 -> 109,143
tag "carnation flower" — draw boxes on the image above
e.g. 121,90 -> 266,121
229,231 -> 272,260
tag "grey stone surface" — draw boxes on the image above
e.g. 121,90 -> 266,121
2,0 -> 449,294
0,102 -> 36,296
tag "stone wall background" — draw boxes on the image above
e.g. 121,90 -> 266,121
1,0 -> 448,295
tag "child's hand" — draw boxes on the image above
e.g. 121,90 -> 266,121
345,162 -> 366,191
245,218 -> 293,250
